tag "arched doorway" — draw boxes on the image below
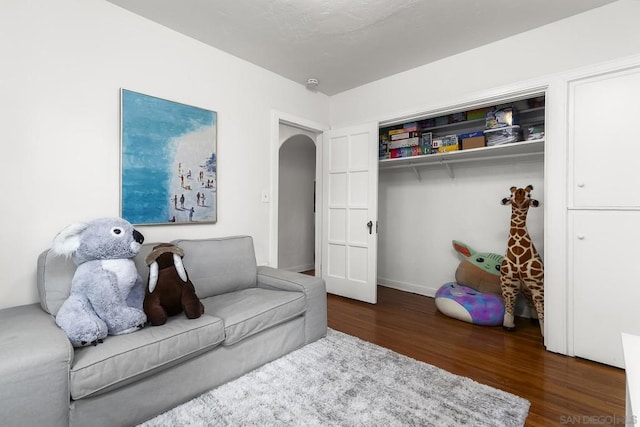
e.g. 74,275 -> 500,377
278,134 -> 316,272
269,111 -> 326,276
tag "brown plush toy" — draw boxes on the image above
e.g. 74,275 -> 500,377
143,243 -> 204,326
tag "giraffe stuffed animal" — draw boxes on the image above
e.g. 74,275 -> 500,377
500,185 -> 544,336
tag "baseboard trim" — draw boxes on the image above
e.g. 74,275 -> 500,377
379,277 -> 533,318
281,263 -> 315,273
377,277 -> 439,298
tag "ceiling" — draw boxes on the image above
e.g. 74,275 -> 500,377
106,0 -> 616,95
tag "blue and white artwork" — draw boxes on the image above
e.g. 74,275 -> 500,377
120,89 -> 217,225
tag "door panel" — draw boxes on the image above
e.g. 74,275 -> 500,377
329,174 -> 347,206
348,210 -> 368,245
322,123 -> 378,303
570,67 -> 640,208
571,211 -> 640,368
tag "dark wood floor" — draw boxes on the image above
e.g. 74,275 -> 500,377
326,286 -> 625,427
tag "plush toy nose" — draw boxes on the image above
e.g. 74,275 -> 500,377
133,229 -> 144,244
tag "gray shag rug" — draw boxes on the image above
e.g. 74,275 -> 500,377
139,329 -> 529,426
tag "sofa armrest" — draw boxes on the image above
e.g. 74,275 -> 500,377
0,303 -> 72,427
257,266 -> 327,344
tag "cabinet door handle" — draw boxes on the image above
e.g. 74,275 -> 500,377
577,182 -> 585,188
577,234 -> 585,240
367,221 -> 373,235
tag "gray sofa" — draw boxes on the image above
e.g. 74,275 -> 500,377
0,236 -> 327,427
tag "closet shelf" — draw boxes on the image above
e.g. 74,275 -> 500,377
379,139 -> 544,172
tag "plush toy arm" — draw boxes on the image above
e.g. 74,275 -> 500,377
126,273 -> 145,310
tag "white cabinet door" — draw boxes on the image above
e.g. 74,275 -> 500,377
569,66 -> 640,208
322,123 -> 378,303
571,211 -> 640,368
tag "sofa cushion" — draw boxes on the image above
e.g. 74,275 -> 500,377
0,304 -> 72,427
202,288 -> 306,346
171,236 -> 258,298
70,314 -> 224,400
37,249 -> 76,315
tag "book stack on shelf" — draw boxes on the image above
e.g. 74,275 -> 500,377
379,96 -> 545,161
379,122 -> 422,159
379,111 -> 487,160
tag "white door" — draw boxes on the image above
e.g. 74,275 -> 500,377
571,211 -> 640,368
570,66 -> 640,208
568,65 -> 640,367
322,123 -> 378,303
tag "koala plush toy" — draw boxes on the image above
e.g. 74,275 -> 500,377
52,217 -> 147,347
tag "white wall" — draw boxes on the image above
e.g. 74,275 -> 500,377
329,0 -> 640,299
378,160 -> 544,296
4,0 -> 640,312
0,0 -> 329,310
278,135 -> 316,272
330,1 -> 640,127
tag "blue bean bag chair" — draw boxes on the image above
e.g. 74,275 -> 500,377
435,282 -> 504,326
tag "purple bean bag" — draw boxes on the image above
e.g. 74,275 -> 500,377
435,282 -> 504,326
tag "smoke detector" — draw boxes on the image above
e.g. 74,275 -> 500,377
306,78 -> 319,89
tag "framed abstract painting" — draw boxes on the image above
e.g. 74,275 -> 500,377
120,89 -> 217,225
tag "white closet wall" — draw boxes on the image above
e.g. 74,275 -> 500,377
378,158 -> 543,296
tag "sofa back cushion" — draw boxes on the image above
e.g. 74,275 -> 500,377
171,236 -> 257,298
37,236 -> 257,314
37,249 -> 76,315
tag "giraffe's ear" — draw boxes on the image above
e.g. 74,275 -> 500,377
510,186 -> 517,193
526,184 -> 534,191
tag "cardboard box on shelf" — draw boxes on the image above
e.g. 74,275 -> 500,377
420,132 -> 433,154
379,133 -> 389,159
388,136 -> 420,150
435,116 -> 449,126
449,112 -> 467,123
462,137 -> 485,150
402,122 -> 418,132
467,107 -> 491,120
432,134 -> 459,153
389,146 -> 423,158
458,131 -> 485,150
390,131 -> 419,141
